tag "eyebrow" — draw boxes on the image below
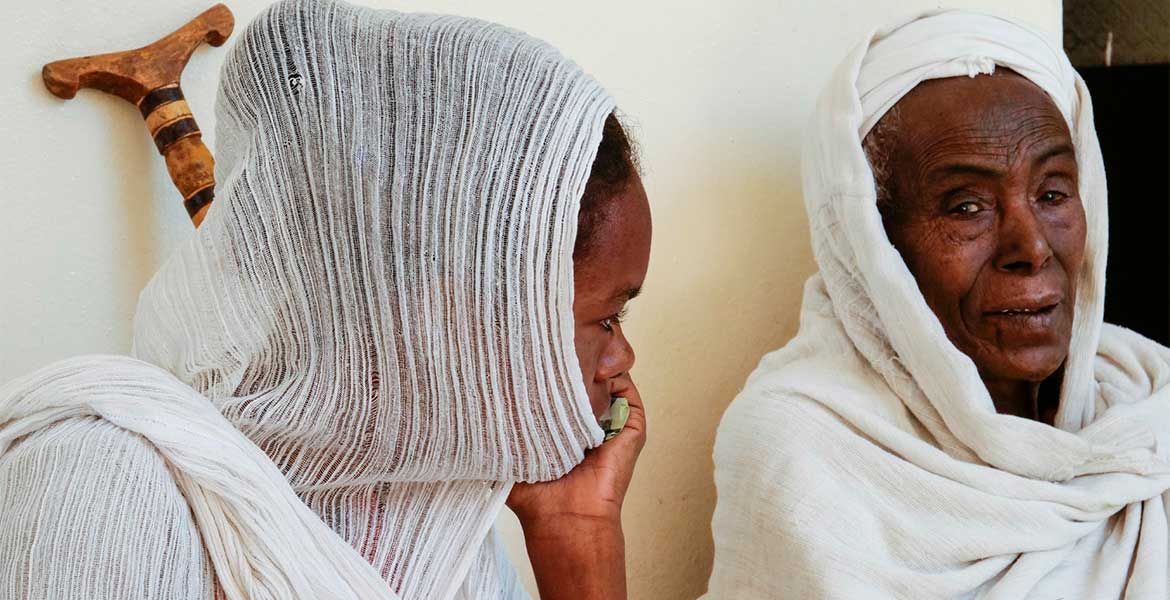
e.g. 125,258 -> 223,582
610,286 -> 642,304
1033,143 -> 1075,166
925,142 -> 1076,183
927,163 -> 1002,181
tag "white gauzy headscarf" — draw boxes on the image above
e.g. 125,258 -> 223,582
0,0 -> 613,598
708,10 -> 1170,599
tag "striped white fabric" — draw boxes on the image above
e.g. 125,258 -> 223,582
0,0 -> 613,597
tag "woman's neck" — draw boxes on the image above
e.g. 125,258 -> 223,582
983,375 -> 1060,426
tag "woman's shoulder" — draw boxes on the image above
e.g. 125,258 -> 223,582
0,415 -> 199,531
718,348 -> 888,463
3,414 -> 176,477
714,385 -> 854,491
1,354 -> 184,397
1096,323 -> 1170,403
718,298 -> 925,473
0,416 -> 214,598
713,342 -> 922,510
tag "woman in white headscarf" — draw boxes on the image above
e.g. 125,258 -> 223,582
0,1 -> 650,598
707,10 -> 1170,599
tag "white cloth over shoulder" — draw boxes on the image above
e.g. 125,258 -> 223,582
0,356 -> 396,599
707,11 -> 1170,599
0,0 -> 613,598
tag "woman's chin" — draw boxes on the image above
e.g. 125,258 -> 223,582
982,344 -> 1068,383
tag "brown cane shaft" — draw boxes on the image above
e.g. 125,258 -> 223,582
143,85 -> 216,225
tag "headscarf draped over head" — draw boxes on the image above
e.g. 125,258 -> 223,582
708,10 -> 1170,599
0,0 -> 614,598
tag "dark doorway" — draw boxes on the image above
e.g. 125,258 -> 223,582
1065,0 -> 1170,344
1078,64 -> 1170,344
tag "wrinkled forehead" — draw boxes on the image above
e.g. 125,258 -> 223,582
855,10 -> 1077,140
879,70 -> 1072,155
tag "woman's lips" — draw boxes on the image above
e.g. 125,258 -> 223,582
985,303 -> 1058,316
981,301 -> 1060,332
982,291 -> 1063,316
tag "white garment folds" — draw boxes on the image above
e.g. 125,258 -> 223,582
0,0 -> 613,598
708,11 -> 1170,600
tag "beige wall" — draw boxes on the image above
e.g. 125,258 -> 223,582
0,1 -> 1059,598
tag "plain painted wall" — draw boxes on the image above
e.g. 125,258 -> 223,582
0,1 -> 1059,598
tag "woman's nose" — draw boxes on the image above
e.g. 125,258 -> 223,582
596,324 -> 636,380
995,200 -> 1053,274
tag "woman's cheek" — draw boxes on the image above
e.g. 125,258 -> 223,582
574,327 -> 602,381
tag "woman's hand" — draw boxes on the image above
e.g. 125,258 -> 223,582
506,375 -> 646,600
508,374 -> 646,523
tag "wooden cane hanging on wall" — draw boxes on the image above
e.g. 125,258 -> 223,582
42,4 -> 234,228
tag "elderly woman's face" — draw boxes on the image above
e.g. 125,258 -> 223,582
573,175 -> 652,418
877,71 -> 1086,385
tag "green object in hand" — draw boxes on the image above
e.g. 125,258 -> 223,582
600,397 -> 630,441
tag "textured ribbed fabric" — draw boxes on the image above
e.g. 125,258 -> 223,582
0,414 -> 213,599
707,11 -> 1170,599
0,0 -> 614,597
0,356 -> 399,599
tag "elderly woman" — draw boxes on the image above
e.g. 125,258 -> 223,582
708,11 -> 1170,599
0,1 -> 649,599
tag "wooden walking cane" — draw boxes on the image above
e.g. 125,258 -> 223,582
42,4 -> 235,227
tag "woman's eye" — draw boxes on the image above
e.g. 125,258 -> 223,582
950,201 -> 982,216
1039,190 -> 1068,203
599,308 -> 628,333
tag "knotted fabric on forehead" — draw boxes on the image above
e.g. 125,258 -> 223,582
708,10 -> 1170,599
0,0 -> 615,598
856,11 -> 1078,137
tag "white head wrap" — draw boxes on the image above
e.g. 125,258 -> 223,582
0,0 -> 614,598
709,11 -> 1170,599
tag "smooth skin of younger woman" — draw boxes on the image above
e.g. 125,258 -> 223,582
505,114 -> 653,600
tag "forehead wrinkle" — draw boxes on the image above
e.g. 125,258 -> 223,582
1001,111 -> 1069,166
915,128 -> 1011,175
912,110 -> 1070,185
996,101 -> 1071,161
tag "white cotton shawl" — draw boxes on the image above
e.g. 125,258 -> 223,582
707,11 -> 1170,599
0,0 -> 613,598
